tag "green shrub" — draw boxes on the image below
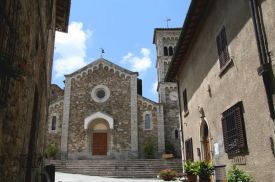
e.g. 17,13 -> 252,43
227,165 -> 252,182
184,161 -> 199,175
45,143 -> 58,158
159,169 -> 177,181
196,160 -> 214,180
142,139 -> 155,159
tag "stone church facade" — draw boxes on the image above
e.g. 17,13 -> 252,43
46,29 -> 182,160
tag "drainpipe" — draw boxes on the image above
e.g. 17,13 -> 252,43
176,81 -> 185,171
249,0 -> 275,120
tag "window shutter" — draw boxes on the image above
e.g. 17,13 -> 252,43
216,26 -> 230,68
234,106 -> 247,150
185,138 -> 194,161
221,27 -> 229,63
221,116 -> 229,153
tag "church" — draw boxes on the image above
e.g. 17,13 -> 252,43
46,28 -> 182,160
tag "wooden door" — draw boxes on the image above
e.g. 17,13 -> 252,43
92,133 -> 107,155
203,137 -> 211,161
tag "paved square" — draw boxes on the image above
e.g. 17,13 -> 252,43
55,172 -> 164,182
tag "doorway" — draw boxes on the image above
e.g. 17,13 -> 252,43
201,120 -> 211,161
92,133 -> 107,155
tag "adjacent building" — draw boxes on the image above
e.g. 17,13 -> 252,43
166,0 -> 275,181
0,0 -> 70,181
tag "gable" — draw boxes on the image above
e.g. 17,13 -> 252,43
65,58 -> 138,79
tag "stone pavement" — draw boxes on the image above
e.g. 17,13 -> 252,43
55,172 -> 165,182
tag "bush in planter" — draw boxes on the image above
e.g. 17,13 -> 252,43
45,143 -> 58,159
165,141 -> 176,155
184,161 -> 198,182
159,169 -> 177,181
197,160 -> 214,182
227,165 -> 252,182
142,139 -> 156,159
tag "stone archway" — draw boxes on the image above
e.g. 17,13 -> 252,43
200,119 -> 211,161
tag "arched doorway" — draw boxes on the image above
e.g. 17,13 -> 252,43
88,119 -> 109,156
200,120 -> 211,161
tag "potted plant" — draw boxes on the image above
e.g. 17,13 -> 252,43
45,143 -> 58,160
227,165 -> 252,182
184,161 -> 198,182
159,169 -> 177,181
142,139 -> 155,159
162,142 -> 175,159
197,160 -> 214,182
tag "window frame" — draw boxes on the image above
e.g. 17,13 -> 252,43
216,26 -> 231,70
221,101 -> 248,157
144,112 -> 152,130
182,89 -> 188,116
51,115 -> 57,131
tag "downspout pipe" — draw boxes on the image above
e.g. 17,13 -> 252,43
176,81 -> 185,171
250,0 -> 275,120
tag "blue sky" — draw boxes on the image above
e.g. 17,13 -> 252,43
52,0 -> 191,102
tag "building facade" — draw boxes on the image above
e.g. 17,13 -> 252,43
0,0 -> 70,181
46,38 -> 183,160
166,0 -> 275,181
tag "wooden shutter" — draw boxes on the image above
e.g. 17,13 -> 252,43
185,138 -> 194,161
221,116 -> 229,153
221,102 -> 248,156
234,105 -> 247,150
216,26 -> 230,68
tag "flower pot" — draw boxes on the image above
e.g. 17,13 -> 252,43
162,176 -> 174,181
187,174 -> 197,182
199,178 -> 210,182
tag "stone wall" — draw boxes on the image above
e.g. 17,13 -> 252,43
137,96 -> 159,158
66,61 -> 135,159
163,86 -> 181,157
0,0 -> 59,181
46,98 -> 64,159
176,0 -> 275,181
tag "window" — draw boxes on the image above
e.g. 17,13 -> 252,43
221,101 -> 248,156
164,47 -> 168,56
175,130 -> 179,139
169,46 -> 174,56
183,89 -> 188,113
216,26 -> 230,69
51,116 -> 56,130
144,114 -> 151,130
185,138 -> 194,161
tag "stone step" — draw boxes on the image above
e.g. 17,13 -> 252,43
46,159 -> 183,178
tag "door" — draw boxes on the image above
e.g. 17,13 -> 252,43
92,133 -> 107,155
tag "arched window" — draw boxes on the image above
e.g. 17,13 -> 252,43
144,114 -> 151,130
175,130 -> 179,139
51,116 -> 56,130
164,47 -> 168,56
169,46 -> 174,56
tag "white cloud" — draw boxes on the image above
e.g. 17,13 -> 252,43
53,22 -> 92,78
121,48 -> 152,72
151,80 -> 158,94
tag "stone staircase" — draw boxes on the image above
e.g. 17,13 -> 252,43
46,159 -> 183,178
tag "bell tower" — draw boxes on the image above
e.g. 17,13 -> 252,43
153,28 -> 182,157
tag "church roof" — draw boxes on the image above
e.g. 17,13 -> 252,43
65,58 -> 139,77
